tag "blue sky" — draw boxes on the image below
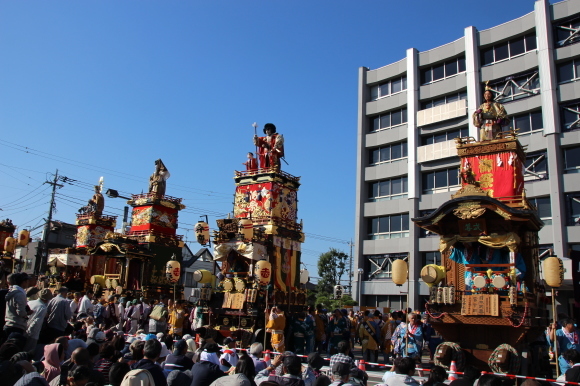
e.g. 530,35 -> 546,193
0,0 -> 551,282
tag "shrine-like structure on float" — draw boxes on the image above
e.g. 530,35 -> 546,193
412,87 -> 555,375
47,159 -> 186,298
192,123 -> 308,343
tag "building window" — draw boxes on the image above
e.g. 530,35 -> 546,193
422,251 -> 442,266
486,71 -> 540,103
561,102 -> 580,132
565,192 -> 580,226
557,59 -> 580,83
421,127 -> 469,146
370,76 -> 407,101
420,91 -> 467,110
420,56 -> 466,85
481,33 -> 537,66
369,142 -> 408,165
365,253 -> 408,279
563,146 -> 580,173
368,214 -> 410,240
368,176 -> 408,202
529,196 -> 552,225
554,16 -> 580,48
371,108 -> 408,132
422,168 -> 460,194
524,151 -> 548,180
513,110 -> 543,135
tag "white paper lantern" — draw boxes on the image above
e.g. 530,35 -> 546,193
194,222 -> 210,245
4,237 -> 16,253
392,259 -> 408,286
299,269 -> 309,284
238,218 -> 253,242
18,229 -> 30,247
166,259 -> 181,283
254,260 -> 272,285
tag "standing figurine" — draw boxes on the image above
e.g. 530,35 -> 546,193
253,123 -> 284,170
473,84 -> 509,141
149,159 -> 170,197
243,152 -> 258,172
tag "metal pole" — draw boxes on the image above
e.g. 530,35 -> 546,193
552,288 -> 559,378
38,170 -> 63,275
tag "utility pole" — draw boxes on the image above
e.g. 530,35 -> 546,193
36,170 -> 63,275
348,239 -> 354,295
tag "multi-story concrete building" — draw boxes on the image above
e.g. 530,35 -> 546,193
354,0 -> 580,316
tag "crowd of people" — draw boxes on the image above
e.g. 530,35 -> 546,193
1,272 -> 578,386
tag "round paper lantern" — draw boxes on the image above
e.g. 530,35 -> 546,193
193,269 -> 213,284
391,259 -> 408,286
194,222 -> 210,245
543,256 -> 564,288
166,259 -> 181,283
254,260 -> 272,285
299,269 -> 309,284
420,264 -> 445,287
18,229 -> 30,247
4,237 -> 16,253
238,219 -> 253,242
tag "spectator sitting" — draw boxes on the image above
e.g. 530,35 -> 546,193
330,362 -> 351,386
249,343 -> 267,373
49,347 -> 105,386
329,341 -> 354,371
67,366 -> 91,386
133,339 -> 167,386
210,352 -> 256,386
383,357 -> 419,386
423,366 -> 447,386
94,343 -> 116,384
185,338 -> 197,360
449,365 -> 481,386
255,354 -> 305,386
42,343 -> 64,383
163,340 -> 194,373
307,352 -> 330,386
563,349 -> 580,383
124,340 -> 145,369
109,362 -> 131,386
476,375 -> 502,386
190,343 -> 225,386
120,369 -> 155,386
167,370 -> 193,386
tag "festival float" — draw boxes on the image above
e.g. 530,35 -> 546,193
190,123 -> 308,347
47,160 -> 186,298
0,219 -> 30,284
412,88 -> 553,376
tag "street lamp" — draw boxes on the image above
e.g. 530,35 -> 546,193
357,268 -> 364,306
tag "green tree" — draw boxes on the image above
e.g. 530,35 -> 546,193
317,247 -> 349,296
